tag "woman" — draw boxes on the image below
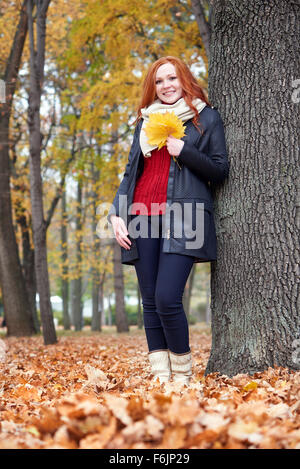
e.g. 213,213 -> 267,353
108,56 -> 229,387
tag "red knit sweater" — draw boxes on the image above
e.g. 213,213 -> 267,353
131,145 -> 171,216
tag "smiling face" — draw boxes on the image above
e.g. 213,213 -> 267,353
155,62 -> 183,104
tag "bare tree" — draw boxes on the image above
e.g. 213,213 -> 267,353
27,0 -> 56,344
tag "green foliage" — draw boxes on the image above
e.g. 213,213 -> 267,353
104,302 -> 141,327
188,315 -> 198,325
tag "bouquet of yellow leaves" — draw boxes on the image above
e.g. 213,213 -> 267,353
144,111 -> 185,169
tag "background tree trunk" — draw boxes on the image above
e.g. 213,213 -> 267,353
113,239 -> 129,332
27,0 -> 56,345
183,264 -> 196,322
137,284 -> 143,329
0,0 -> 35,337
91,156 -> 102,331
92,280 -> 103,332
61,187 -> 71,330
206,0 -> 300,376
16,210 -> 40,333
107,293 -> 112,327
110,125 -> 129,333
72,180 -> 83,331
190,0 -> 212,59
205,286 -> 211,324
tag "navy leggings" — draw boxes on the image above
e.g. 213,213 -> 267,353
132,215 -> 195,354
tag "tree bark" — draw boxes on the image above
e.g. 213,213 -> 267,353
16,208 -> 40,333
61,187 -> 71,330
206,0 -> 300,376
92,279 -> 103,331
205,285 -> 211,324
72,180 -> 83,331
27,0 -> 56,345
91,156 -> 102,331
0,0 -> 35,337
113,239 -> 129,332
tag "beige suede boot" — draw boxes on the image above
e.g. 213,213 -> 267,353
169,351 -> 192,386
148,349 -> 171,384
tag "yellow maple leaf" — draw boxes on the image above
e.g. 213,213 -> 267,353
144,111 -> 186,150
243,381 -> 258,392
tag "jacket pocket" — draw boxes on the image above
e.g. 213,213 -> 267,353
166,198 -> 212,240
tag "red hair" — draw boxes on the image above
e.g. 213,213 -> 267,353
135,56 -> 211,133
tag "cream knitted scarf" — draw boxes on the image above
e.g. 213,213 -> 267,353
139,97 -> 206,157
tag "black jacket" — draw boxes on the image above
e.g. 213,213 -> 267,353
107,106 -> 229,265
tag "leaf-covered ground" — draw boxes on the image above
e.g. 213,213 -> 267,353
0,328 -> 299,449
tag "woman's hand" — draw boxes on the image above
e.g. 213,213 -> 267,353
166,136 -> 184,157
110,215 -> 132,250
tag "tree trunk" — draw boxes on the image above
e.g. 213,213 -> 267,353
107,293 -> 112,327
91,270 -> 101,331
16,209 -> 40,333
137,284 -> 143,329
27,0 -> 56,345
190,0 -> 212,59
61,188 -> 71,330
102,295 -> 106,326
91,157 -> 102,331
183,264 -> 196,322
182,286 -> 189,322
113,240 -> 129,332
205,286 -> 211,324
110,125 -> 129,332
72,180 -> 83,331
92,280 -> 103,331
206,0 -> 300,376
0,287 -> 4,326
0,0 -> 35,337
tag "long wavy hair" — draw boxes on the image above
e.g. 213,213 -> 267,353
135,56 -> 211,133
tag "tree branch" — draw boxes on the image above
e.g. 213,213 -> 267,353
190,0 -> 211,60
